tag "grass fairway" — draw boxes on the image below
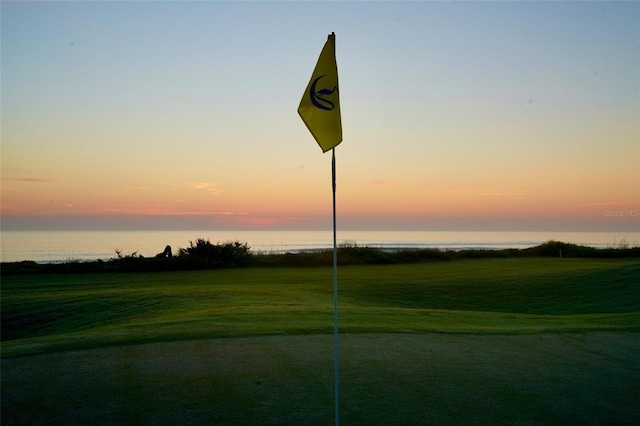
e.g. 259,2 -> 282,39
2,257 -> 640,424
2,257 -> 639,357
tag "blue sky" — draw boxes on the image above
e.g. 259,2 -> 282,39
2,1 -> 639,231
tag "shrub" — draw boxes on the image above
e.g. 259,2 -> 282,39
178,239 -> 252,268
338,245 -> 394,264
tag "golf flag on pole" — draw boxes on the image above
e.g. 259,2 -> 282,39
298,32 -> 342,152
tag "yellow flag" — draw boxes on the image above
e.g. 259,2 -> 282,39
298,33 -> 342,153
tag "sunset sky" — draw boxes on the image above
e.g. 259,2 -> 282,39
2,1 -> 638,231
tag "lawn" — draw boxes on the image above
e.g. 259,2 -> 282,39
2,257 -> 640,424
3,333 -> 639,425
2,257 -> 639,358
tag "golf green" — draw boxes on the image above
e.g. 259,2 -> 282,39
2,333 -> 639,425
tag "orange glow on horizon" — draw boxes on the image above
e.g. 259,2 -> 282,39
2,171 -> 638,227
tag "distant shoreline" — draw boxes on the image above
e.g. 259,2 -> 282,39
2,229 -> 639,264
2,240 -> 639,276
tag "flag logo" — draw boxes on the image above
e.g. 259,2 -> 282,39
310,75 -> 338,111
298,33 -> 342,153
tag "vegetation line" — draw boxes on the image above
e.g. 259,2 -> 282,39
2,239 -> 639,275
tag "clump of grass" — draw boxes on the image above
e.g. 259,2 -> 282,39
522,240 -> 640,258
606,238 -> 640,251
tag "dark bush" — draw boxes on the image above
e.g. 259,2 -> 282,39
403,248 -> 451,262
522,240 -> 600,257
0,260 -> 41,275
338,246 -> 394,264
178,239 -> 252,268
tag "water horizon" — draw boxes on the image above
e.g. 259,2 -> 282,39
2,230 -> 639,264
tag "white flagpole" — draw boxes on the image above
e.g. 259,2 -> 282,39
332,147 -> 339,425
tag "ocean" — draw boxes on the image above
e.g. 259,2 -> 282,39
1,230 -> 638,264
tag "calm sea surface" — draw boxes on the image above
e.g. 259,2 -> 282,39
1,230 -> 638,263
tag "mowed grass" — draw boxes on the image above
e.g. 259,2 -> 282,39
2,257 -> 639,357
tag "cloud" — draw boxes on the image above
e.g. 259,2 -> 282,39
95,208 -> 244,216
579,200 -> 639,207
439,188 -> 525,196
2,177 -> 53,182
124,186 -> 152,191
364,179 -> 394,187
188,182 -> 222,194
477,192 -> 525,197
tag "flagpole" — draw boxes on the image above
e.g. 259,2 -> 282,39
297,31 -> 341,425
332,147 -> 339,426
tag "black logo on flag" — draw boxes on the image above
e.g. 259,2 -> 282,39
310,75 -> 338,111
